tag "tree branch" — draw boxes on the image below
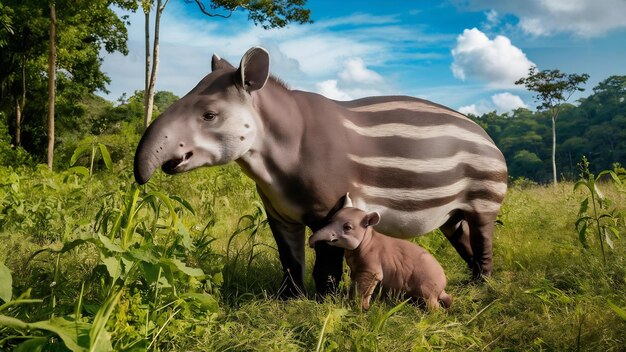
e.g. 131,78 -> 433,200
191,0 -> 235,18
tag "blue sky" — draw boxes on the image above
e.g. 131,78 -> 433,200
100,0 -> 626,115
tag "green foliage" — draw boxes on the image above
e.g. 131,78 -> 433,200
0,0 -> 134,161
186,0 -> 312,29
574,156 -> 623,264
470,75 -> 626,182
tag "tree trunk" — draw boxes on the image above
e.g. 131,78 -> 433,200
15,99 -> 21,146
143,8 -> 151,128
47,3 -> 57,170
15,56 -> 26,147
143,0 -> 167,128
552,116 -> 557,187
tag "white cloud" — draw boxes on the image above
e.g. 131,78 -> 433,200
483,10 -> 499,30
316,80 -> 352,100
491,92 -> 527,112
458,92 -> 527,116
454,0 -> 626,37
451,28 -> 534,87
338,58 -> 383,84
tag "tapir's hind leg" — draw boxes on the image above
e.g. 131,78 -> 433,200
440,212 -> 474,269
467,212 -> 497,279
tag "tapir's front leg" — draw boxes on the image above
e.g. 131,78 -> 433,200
266,214 -> 306,298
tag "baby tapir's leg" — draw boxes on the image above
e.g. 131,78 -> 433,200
354,271 -> 382,310
439,290 -> 452,309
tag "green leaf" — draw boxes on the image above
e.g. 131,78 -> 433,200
70,144 -> 92,166
27,317 -> 90,352
89,290 -> 121,352
145,191 -> 179,227
14,337 -> 48,352
129,245 -> 158,264
68,166 -> 90,178
101,256 -> 120,281
97,234 -> 125,253
578,197 -> 589,215
608,300 -> 626,321
573,180 -> 590,193
160,258 -> 204,277
0,262 -> 12,303
98,143 -> 113,170
181,293 -> 219,312
603,228 -> 614,249
177,223 -> 194,251
577,222 -> 588,248
170,195 -> 196,215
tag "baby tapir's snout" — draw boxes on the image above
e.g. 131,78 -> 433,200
309,194 -> 380,251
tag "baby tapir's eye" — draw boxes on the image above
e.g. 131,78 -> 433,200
203,111 -> 217,121
343,223 -> 353,232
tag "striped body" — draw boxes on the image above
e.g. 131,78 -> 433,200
133,48 -> 508,297
339,97 -> 507,237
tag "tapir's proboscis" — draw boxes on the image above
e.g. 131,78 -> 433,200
134,47 -> 508,297
309,193 -> 452,310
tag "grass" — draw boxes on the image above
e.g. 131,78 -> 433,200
1,162 -> 625,351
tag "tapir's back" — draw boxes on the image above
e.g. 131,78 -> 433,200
336,96 -> 508,237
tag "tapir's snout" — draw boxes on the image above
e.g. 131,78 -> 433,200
134,112 -> 194,184
309,229 -> 338,248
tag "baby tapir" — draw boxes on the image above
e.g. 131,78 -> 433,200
309,193 -> 452,310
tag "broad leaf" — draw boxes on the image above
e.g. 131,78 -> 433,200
70,144 -> 92,167
578,197 -> 589,215
101,255 -> 120,281
14,337 -> 48,352
98,143 -> 113,170
97,235 -> 125,253
129,245 -> 159,264
160,258 -> 204,277
181,293 -> 219,312
68,166 -> 90,178
0,262 -> 12,303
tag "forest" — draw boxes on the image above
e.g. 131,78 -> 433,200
0,1 -> 625,351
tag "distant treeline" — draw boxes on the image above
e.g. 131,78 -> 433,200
1,74 -> 624,183
469,75 -> 626,183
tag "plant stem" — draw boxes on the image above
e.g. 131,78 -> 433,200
589,183 -> 607,265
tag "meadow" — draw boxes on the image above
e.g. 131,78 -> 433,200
0,149 -> 625,351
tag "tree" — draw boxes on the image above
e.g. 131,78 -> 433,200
515,66 -> 589,186
46,2 -> 56,169
0,0 -> 135,164
141,0 -> 312,128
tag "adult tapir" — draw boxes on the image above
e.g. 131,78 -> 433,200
134,47 -> 508,297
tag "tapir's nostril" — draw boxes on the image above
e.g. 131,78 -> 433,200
183,151 -> 193,160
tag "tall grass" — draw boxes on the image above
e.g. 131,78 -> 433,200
1,156 -> 625,350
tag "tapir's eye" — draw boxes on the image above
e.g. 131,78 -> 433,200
343,223 -> 353,232
203,111 -> 217,121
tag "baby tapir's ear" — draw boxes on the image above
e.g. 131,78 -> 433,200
343,192 -> 353,208
362,211 -> 380,227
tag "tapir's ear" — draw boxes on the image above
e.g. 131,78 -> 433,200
211,54 -> 235,71
363,212 -> 380,227
237,47 -> 270,92
343,192 -> 353,208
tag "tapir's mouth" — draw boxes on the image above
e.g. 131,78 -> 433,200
162,151 -> 193,174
